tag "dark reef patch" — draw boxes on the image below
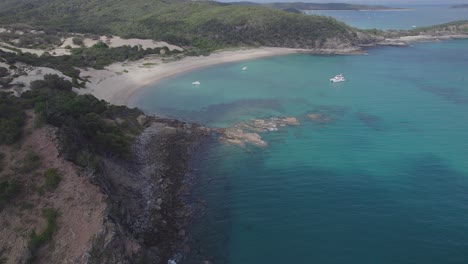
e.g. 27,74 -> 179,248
421,86 -> 468,105
355,111 -> 385,131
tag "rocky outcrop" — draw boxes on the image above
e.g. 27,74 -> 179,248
217,117 -> 300,147
85,118 -> 209,264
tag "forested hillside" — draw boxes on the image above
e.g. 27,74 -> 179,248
230,2 -> 397,11
0,0 -> 361,51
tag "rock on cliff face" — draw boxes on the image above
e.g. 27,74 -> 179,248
86,119 -> 208,264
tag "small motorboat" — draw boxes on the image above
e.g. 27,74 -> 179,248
330,74 -> 346,83
192,81 -> 201,85
242,66 -> 248,71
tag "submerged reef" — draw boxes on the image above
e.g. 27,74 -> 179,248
217,117 -> 300,147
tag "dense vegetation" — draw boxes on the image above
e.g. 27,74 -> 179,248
410,20 -> 468,33
0,73 -> 142,262
22,77 -> 143,160
0,0 -> 360,51
372,20 -> 468,39
230,2 -> 398,11
1,74 -> 144,165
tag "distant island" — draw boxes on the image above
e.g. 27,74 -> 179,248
229,2 -> 404,11
452,4 -> 468,8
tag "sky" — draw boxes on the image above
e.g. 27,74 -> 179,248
219,0 -> 466,4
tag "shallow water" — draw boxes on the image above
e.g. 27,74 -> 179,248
305,5 -> 468,30
129,40 -> 468,263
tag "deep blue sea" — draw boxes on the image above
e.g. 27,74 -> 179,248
305,5 -> 468,29
129,9 -> 468,264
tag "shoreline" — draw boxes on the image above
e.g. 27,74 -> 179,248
79,47 -> 304,105
79,47 -> 362,105
377,34 -> 468,46
78,34 -> 468,106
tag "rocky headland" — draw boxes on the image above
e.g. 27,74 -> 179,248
84,117 -> 211,263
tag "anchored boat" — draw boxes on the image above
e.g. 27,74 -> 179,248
330,74 -> 346,83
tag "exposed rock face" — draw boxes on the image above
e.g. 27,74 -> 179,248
219,128 -> 267,147
86,118 -> 208,264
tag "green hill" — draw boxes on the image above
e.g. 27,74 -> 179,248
261,2 -> 398,11
0,0 -> 361,51
227,2 -> 397,10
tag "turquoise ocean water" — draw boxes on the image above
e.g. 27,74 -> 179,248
305,5 -> 468,29
129,6 -> 468,262
129,40 -> 468,264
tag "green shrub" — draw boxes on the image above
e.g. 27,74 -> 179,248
0,152 -> 4,172
0,180 -> 21,203
72,36 -> 84,46
0,92 -> 26,144
76,150 -> 100,172
43,168 -> 62,190
15,76 -> 140,161
30,74 -> 72,91
19,151 -> 41,173
27,208 -> 60,263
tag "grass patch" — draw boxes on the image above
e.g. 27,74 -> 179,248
27,208 -> 60,263
43,168 -> 62,190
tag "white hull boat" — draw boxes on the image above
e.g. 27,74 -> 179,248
192,81 -> 201,85
330,74 -> 346,83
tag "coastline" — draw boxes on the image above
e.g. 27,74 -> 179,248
77,34 -> 468,107
79,47 -> 306,105
377,34 -> 468,46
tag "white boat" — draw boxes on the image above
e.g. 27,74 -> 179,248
242,66 -> 248,71
330,74 -> 346,83
192,81 -> 200,85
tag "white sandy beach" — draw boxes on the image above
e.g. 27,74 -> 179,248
78,47 -> 304,105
